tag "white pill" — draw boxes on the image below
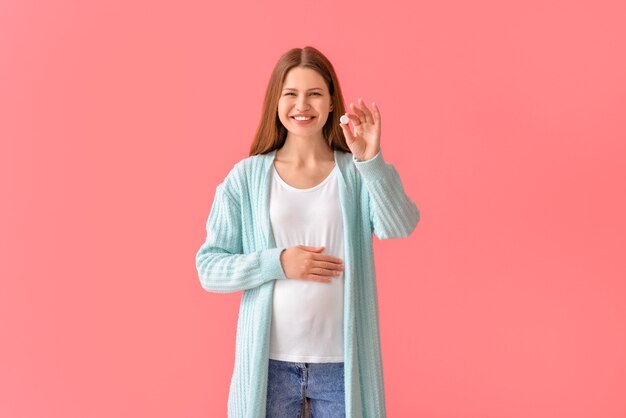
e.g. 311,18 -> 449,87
340,115 -> 350,124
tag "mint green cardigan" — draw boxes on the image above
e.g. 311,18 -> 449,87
195,148 -> 420,417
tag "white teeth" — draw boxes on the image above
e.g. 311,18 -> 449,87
293,116 -> 312,120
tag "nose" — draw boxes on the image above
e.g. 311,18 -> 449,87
295,94 -> 310,112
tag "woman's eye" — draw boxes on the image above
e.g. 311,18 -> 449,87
284,92 -> 322,96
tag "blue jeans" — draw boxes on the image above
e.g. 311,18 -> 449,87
266,358 -> 345,418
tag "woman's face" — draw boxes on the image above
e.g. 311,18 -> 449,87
277,66 -> 334,139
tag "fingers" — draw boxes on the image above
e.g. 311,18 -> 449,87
371,101 -> 381,124
312,268 -> 343,277
307,267 -> 342,283
350,101 -> 366,124
339,118 -> 356,145
304,255 -> 345,283
310,268 -> 343,277
317,260 -> 345,271
311,253 -> 344,265
357,98 -> 375,125
311,256 -> 343,272
343,114 -> 360,124
345,98 -> 377,126
307,275 -> 332,283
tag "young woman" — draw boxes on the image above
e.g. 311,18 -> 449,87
196,46 -> 420,418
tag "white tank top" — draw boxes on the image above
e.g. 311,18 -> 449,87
268,162 -> 345,363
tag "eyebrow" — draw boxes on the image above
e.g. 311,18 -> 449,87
282,87 -> 324,91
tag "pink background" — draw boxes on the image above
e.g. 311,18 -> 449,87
1,0 -> 625,417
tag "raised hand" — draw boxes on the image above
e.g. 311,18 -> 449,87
339,97 -> 381,161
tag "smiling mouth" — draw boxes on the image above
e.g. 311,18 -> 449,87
291,116 -> 315,121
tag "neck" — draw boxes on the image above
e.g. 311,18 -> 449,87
276,134 -> 334,167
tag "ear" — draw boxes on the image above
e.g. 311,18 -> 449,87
329,101 -> 334,112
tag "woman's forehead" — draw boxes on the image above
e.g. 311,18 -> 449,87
283,67 -> 326,87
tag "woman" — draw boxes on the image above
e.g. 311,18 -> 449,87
195,46 -> 420,418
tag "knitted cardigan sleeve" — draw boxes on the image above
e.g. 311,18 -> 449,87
353,148 -> 421,239
195,181 -> 288,293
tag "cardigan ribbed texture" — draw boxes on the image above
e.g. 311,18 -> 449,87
195,148 -> 420,417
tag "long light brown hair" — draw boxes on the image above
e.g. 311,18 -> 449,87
249,46 -> 351,156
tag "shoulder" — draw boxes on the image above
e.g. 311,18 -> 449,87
220,152 -> 271,199
228,152 -> 270,180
